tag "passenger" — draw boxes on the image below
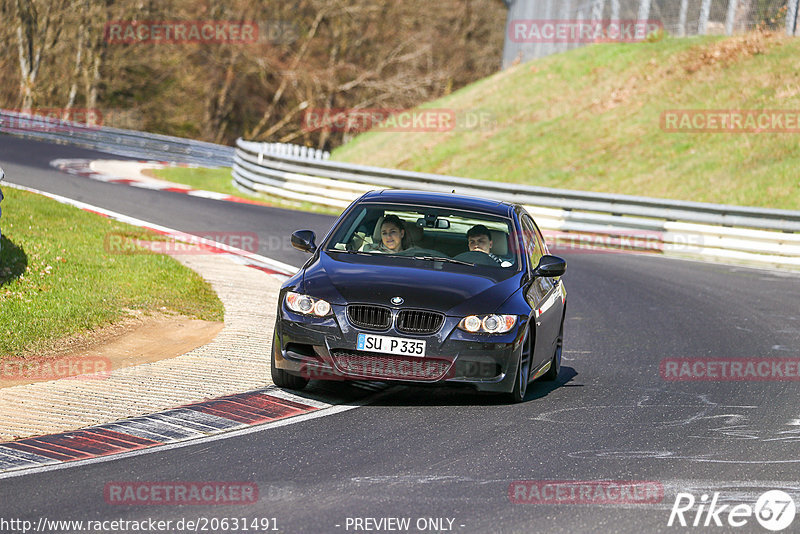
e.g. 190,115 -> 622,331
365,214 -> 406,253
466,224 -> 503,264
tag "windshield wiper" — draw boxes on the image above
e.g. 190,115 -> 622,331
328,249 -> 372,256
410,256 -> 475,266
328,250 -> 409,259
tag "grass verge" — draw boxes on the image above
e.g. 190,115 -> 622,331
0,186 -> 224,358
333,31 -> 800,210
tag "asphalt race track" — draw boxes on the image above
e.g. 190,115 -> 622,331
2,135 -> 800,533
0,136 -> 334,268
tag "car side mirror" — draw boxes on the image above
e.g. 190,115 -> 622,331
291,230 -> 317,253
533,255 -> 566,277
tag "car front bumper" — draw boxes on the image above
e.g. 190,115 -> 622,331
272,303 -> 525,394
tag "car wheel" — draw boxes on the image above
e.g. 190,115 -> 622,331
270,343 -> 309,391
507,327 -> 532,403
542,319 -> 563,382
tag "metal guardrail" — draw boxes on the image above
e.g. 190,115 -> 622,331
0,110 -> 233,167
233,138 -> 800,268
2,109 -> 795,268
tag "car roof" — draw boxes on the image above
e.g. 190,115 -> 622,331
359,190 -> 515,217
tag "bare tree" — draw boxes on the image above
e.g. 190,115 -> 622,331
14,0 -> 68,109
1,0 -> 507,146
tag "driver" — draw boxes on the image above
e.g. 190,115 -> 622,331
466,225 -> 503,265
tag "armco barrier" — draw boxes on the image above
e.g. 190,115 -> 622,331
233,138 -> 800,269
3,109 -> 796,269
0,109 -> 233,167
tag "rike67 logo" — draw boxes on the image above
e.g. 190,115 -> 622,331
668,490 -> 796,531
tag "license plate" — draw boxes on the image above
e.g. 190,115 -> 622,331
357,333 -> 426,357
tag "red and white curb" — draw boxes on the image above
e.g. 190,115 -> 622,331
51,158 -> 271,206
0,389 -> 318,473
0,385 -> 387,477
4,181 -> 296,280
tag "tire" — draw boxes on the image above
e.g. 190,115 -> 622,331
270,342 -> 309,390
507,327 -> 532,403
541,319 -> 563,382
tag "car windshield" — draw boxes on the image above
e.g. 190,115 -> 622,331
324,203 -> 520,270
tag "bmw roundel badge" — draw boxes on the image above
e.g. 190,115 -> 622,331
391,296 -> 404,305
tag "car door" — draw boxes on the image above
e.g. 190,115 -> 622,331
530,218 -> 564,357
520,215 -> 554,372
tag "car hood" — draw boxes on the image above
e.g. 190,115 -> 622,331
302,252 -> 522,315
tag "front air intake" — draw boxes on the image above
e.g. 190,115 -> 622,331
347,305 -> 392,330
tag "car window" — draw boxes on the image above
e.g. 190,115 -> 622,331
325,203 -> 520,270
531,219 -> 549,256
521,215 -> 543,270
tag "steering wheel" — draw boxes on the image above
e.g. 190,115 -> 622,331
453,250 -> 501,266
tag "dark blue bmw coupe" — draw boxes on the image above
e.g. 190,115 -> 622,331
270,190 -> 567,402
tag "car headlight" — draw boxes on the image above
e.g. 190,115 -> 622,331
285,292 -> 332,317
458,314 -> 516,334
